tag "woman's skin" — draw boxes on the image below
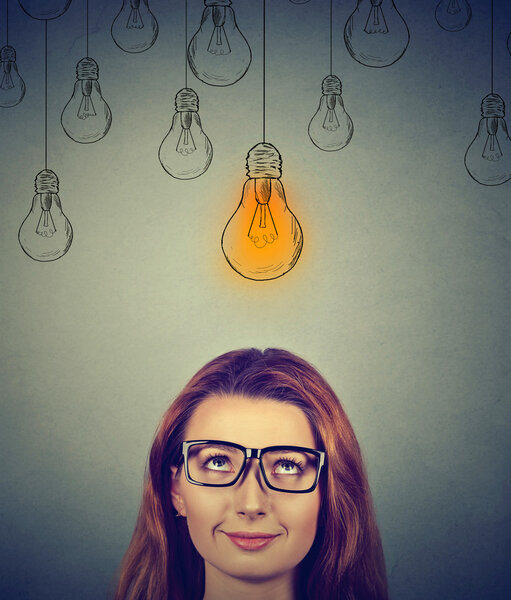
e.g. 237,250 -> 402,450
171,394 -> 321,600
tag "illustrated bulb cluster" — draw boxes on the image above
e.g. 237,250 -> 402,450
111,0 -> 159,53
0,45 -> 25,108
308,75 -> 353,152
464,94 -> 511,186
188,0 -> 251,86
221,143 -> 303,281
61,57 -> 112,143
158,88 -> 213,180
344,0 -> 409,67
18,170 -> 73,262
435,0 -> 471,32
18,0 -> 72,20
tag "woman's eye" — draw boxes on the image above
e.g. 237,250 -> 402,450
273,460 -> 301,475
205,456 -> 233,471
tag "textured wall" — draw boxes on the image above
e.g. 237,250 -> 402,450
0,1 -> 509,598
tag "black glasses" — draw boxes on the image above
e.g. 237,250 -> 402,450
180,440 -> 326,493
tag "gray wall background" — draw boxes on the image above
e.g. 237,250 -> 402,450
1,1 -> 509,598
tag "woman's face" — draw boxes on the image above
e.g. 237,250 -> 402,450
171,394 -> 321,584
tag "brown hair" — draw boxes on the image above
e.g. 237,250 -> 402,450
114,348 -> 388,600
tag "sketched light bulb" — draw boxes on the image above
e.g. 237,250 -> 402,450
111,0 -> 159,53
344,0 -> 409,67
18,170 -> 73,262
464,94 -> 511,186
435,0 -> 471,32
221,143 -> 303,281
188,0 -> 251,86
61,58 -> 112,144
158,88 -> 213,180
18,0 -> 72,20
0,46 -> 26,108
308,75 -> 353,152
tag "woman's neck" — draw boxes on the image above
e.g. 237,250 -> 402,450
203,563 -> 295,600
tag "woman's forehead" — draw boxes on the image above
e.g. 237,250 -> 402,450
184,394 -> 316,449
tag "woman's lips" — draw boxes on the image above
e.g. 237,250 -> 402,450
224,531 -> 279,550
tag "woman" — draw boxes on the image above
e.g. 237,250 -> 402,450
114,348 -> 388,600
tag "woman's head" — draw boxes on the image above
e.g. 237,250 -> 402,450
114,348 -> 388,600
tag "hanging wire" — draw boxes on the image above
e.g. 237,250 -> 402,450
86,0 -> 89,56
490,0 -> 494,94
185,0 -> 188,87
6,0 -> 8,46
330,0 -> 333,75
45,19 -> 48,170
263,0 -> 266,143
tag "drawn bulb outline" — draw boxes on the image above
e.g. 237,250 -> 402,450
61,57 -> 112,144
435,0 -> 471,32
111,0 -> 159,53
18,0 -> 72,20
18,169 -> 73,262
464,94 -> 511,186
308,75 -> 353,152
188,0 -> 252,86
0,45 -> 26,108
344,0 -> 410,68
158,88 -> 213,180
221,143 -> 303,281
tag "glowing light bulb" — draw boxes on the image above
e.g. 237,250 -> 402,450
18,0 -> 72,20
111,0 -> 159,53
0,45 -> 26,108
188,0 -> 251,87
61,58 -> 112,144
221,143 -> 303,281
464,94 -> 511,186
435,0 -> 471,32
344,0 -> 409,68
158,88 -> 213,180
308,75 -> 353,152
18,170 -> 73,262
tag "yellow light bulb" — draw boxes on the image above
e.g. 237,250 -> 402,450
221,142 -> 303,281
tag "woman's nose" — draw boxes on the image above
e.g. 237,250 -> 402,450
233,459 -> 269,518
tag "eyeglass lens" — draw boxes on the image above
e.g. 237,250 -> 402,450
186,442 -> 320,491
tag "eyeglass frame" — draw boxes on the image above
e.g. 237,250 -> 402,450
178,439 -> 326,494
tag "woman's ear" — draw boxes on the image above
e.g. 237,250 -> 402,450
170,465 -> 187,517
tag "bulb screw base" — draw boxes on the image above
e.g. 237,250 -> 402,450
175,88 -> 199,112
246,143 -> 282,179
481,94 -> 505,118
35,169 -> 59,194
76,57 -> 99,80
322,74 -> 342,95
1,45 -> 16,61
205,0 -> 231,7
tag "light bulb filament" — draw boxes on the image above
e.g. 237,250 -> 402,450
447,0 -> 461,15
36,194 -> 57,237
176,112 -> 197,155
323,95 -> 340,131
1,61 -> 14,90
248,203 -> 278,248
127,0 -> 144,29
208,7 -> 231,55
482,118 -> 503,162
78,79 -> 97,119
365,0 -> 388,34
247,179 -> 278,249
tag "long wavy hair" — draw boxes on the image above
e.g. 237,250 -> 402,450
113,348 -> 388,600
